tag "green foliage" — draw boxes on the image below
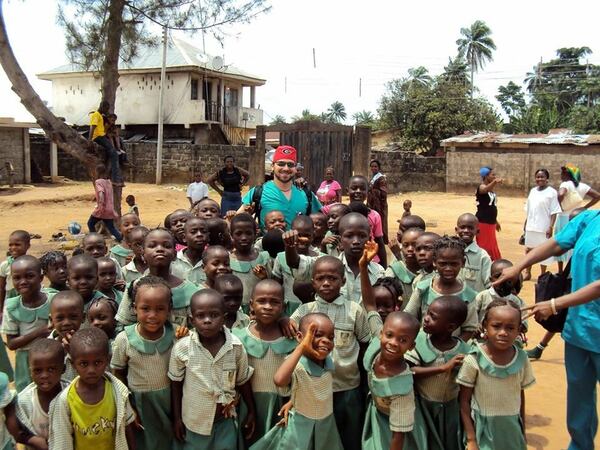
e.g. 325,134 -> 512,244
378,74 -> 499,153
352,110 -> 376,127
269,115 -> 287,125
326,101 -> 347,123
502,46 -> 600,133
291,109 -> 320,123
456,20 -> 496,94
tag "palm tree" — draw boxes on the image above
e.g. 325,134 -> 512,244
291,109 -> 320,122
270,115 -> 287,125
442,56 -> 469,85
456,20 -> 496,97
407,66 -> 432,87
327,101 -> 347,123
352,110 -> 375,125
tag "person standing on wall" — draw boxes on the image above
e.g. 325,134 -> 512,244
239,146 -> 322,230
475,166 -> 502,261
89,100 -> 124,186
206,155 -> 249,216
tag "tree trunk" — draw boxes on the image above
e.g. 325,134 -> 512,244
101,0 -> 126,111
0,0 -> 101,178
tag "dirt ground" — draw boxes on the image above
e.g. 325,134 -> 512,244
0,182 -> 598,449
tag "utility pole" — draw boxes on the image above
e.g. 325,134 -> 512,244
156,25 -> 168,184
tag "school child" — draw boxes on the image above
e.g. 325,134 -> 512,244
48,290 -> 85,382
125,194 -> 140,218
475,259 -> 526,323
202,245 -> 233,289
457,299 -> 535,450
405,236 -> 478,342
386,227 -> 423,307
0,230 -> 30,303
403,199 -> 413,217
111,276 -> 175,449
371,277 -> 403,324
171,217 -> 209,286
274,215 -> 321,316
206,218 -> 233,249
168,209 -> 193,252
309,212 -> 327,250
2,256 -> 51,392
169,289 -> 256,448
87,164 -> 122,240
456,213 -> 492,293
40,251 -> 68,295
116,228 -> 199,328
390,214 -> 426,261
16,339 -> 68,449
232,280 -> 296,443
96,257 -> 124,304
254,210 -> 286,251
0,370 -> 19,449
229,213 -> 271,311
121,225 -> 149,284
406,296 -> 471,450
289,255 -> 373,450
81,232 -> 124,284
214,274 -> 249,329
251,312 -> 343,450
88,296 -> 119,343
347,175 -> 386,265
67,255 -> 105,317
49,327 -> 137,449
362,312 -> 421,450
321,203 -> 350,257
412,231 -> 441,287
109,212 -> 141,267
192,197 -> 221,219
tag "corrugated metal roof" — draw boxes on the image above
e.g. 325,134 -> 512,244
441,131 -> 600,146
38,37 -> 265,84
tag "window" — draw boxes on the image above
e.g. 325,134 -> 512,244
225,87 -> 238,107
191,78 -> 199,100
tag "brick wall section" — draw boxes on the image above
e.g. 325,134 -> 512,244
446,145 -> 600,196
370,150 -> 446,193
0,128 -> 25,183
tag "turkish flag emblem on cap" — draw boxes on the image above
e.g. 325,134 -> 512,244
273,145 -> 297,163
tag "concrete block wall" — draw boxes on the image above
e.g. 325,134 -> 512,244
0,128 -> 25,183
370,150 -> 446,193
446,145 -> 600,195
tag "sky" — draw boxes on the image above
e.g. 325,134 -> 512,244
2,0 -> 600,124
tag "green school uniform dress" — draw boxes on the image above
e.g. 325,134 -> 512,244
1,295 -> 51,392
116,279 -> 199,328
385,259 -> 418,308
230,251 -> 271,313
111,323 -> 175,450
233,326 -> 297,443
459,241 -> 492,293
0,372 -> 15,450
272,251 -> 323,316
362,338 -> 417,450
405,277 -> 478,337
109,244 -> 132,268
405,332 -> 471,450
0,257 -> 16,382
250,356 -> 343,450
456,343 -> 535,450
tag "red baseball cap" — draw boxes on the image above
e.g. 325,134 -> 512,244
273,145 -> 297,163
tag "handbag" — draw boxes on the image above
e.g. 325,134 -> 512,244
534,260 -> 570,333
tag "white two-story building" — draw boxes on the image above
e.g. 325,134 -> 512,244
37,37 -> 266,145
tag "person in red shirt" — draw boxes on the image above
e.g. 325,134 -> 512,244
87,165 -> 123,242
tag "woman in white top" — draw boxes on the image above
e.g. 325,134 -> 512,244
554,164 -> 600,272
522,169 -> 561,280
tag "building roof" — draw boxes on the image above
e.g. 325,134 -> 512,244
441,131 -> 600,147
0,117 -> 38,129
37,37 -> 266,85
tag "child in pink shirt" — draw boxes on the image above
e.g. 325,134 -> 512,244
87,165 -> 122,242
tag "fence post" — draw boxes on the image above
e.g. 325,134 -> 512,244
352,125 -> 371,176
249,125 -> 266,186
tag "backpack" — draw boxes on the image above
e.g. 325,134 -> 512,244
251,182 -> 313,222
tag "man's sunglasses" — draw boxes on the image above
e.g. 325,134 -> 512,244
274,161 -> 295,168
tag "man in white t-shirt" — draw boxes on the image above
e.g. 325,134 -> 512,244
186,173 -> 209,206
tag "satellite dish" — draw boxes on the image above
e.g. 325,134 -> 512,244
212,56 -> 224,70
